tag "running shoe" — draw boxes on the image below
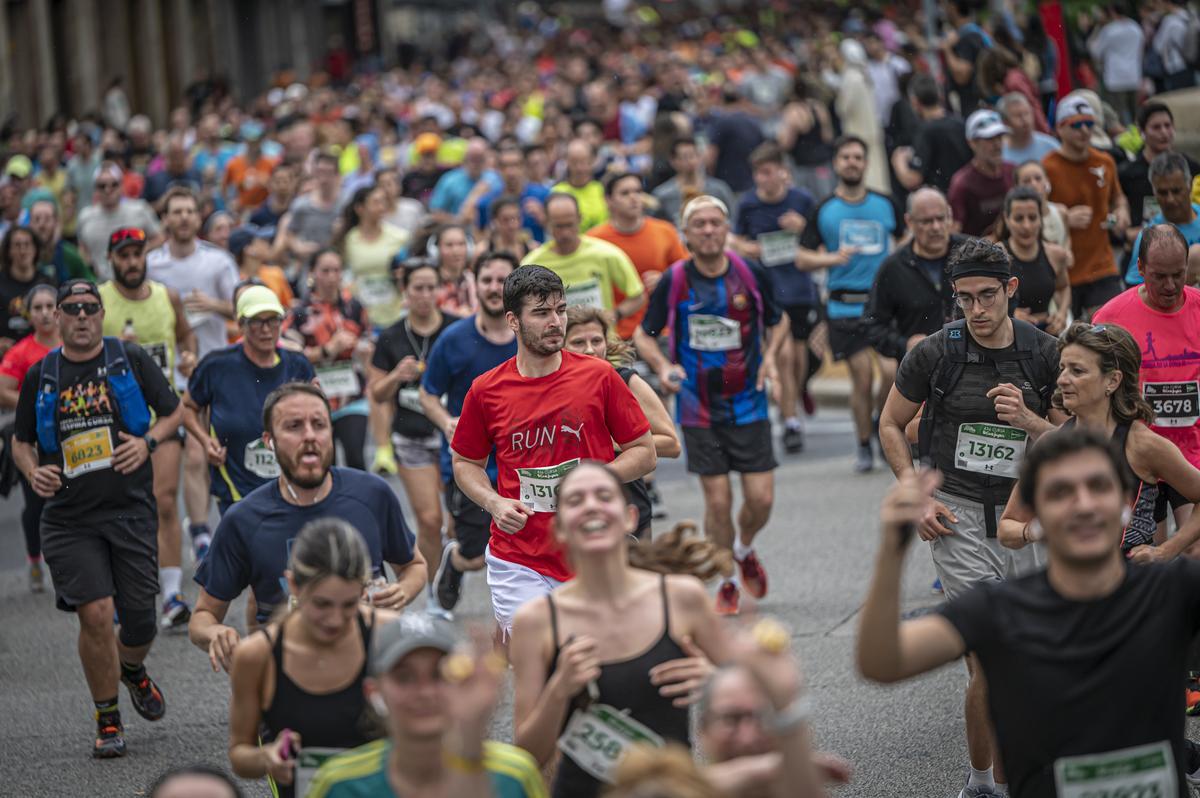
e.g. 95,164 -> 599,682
160,593 -> 192,632
29,560 -> 45,593
372,446 -> 399,476
120,670 -> 166,722
92,720 -> 126,759
958,785 -> 1005,798
854,443 -> 874,473
715,581 -> 740,616
434,540 -> 464,612
647,482 -> 668,519
737,551 -> 769,599
783,426 -> 805,454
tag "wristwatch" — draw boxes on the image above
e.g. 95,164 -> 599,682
143,434 -> 158,454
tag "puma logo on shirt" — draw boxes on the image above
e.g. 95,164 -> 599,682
560,422 -> 583,441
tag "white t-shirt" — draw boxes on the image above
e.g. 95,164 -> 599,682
146,240 -> 239,387
76,200 -> 161,279
1089,18 -> 1145,92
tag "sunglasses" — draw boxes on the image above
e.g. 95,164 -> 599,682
60,301 -> 102,316
1069,120 -> 1095,130
95,181 -> 120,190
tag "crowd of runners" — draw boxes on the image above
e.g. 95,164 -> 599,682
4,0 -> 1200,795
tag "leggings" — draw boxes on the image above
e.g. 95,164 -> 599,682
334,414 -> 368,471
20,476 -> 44,559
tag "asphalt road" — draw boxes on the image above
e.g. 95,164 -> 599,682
0,407 -> 1195,797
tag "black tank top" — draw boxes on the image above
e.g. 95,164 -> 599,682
548,575 -> 689,798
616,366 -> 653,538
260,612 -> 376,798
1007,241 -> 1057,316
1062,419 -> 1158,551
788,101 -> 836,167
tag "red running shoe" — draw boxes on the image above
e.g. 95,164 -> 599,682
738,551 -> 769,599
715,581 -> 740,616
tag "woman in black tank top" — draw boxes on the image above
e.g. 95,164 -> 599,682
998,322 -> 1200,557
996,186 -> 1072,334
564,307 -> 682,538
509,463 -> 732,798
227,519 -> 395,797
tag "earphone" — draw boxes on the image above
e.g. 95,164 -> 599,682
426,225 -> 476,263
370,694 -> 388,716
267,439 -> 275,452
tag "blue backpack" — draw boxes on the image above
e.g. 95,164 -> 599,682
35,337 -> 151,453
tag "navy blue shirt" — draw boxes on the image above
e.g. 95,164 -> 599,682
195,467 -> 415,622
420,315 -> 516,484
187,345 -> 316,506
734,187 -> 818,307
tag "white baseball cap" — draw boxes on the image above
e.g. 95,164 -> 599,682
966,109 -> 1011,141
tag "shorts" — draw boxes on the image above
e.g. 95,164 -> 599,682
782,304 -> 821,341
445,480 -> 491,559
42,513 -> 159,613
827,316 -> 872,361
1154,482 -> 1191,523
682,420 -> 777,476
393,432 -> 441,469
1071,275 -> 1124,318
929,491 -> 1044,600
485,547 -> 565,638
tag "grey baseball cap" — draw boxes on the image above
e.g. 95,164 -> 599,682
370,615 -> 458,676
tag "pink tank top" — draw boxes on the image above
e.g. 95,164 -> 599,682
1093,286 -> 1200,467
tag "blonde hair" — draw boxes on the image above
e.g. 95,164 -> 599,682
604,744 -> 725,798
565,305 -> 634,367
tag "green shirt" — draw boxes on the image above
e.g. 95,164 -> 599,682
307,739 -> 547,798
551,180 -> 609,232
521,236 -> 643,312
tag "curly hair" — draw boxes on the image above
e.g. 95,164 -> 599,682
565,305 -> 634,367
1052,322 -> 1155,426
604,743 -> 725,798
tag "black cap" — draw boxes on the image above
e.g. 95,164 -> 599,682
56,279 -> 102,306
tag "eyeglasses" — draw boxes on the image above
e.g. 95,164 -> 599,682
60,301 -> 102,316
706,709 -> 767,730
953,289 -> 1002,310
1069,120 -> 1095,130
95,181 -> 120,190
245,316 -> 282,331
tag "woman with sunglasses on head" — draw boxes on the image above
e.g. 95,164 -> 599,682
422,224 -> 479,316
998,321 -> 1200,561
0,283 -> 60,591
368,258 -> 459,602
564,305 -> 680,537
994,186 -> 1072,334
510,461 -> 731,798
283,249 -> 372,471
0,225 -> 53,358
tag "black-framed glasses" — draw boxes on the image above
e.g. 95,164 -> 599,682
245,316 -> 282,331
952,289 -> 1002,310
60,301 -> 102,317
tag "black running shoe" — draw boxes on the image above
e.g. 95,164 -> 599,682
435,540 -> 465,611
121,670 -> 166,721
93,719 -> 126,759
783,426 -> 805,454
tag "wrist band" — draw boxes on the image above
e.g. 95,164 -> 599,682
768,694 -> 812,735
443,750 -> 485,774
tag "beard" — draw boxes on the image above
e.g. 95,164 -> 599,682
479,295 -> 505,319
278,444 -> 334,490
518,321 -> 563,356
839,171 -> 863,188
114,266 -> 146,290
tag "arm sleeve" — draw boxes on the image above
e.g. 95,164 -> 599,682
293,354 -> 317,382
13,363 -> 40,444
371,331 -> 398,371
603,367 -> 652,447
187,354 -> 214,408
380,483 -> 416,566
639,268 -> 673,337
449,386 -> 493,460
862,266 -> 909,362
139,203 -> 161,235
193,513 -> 251,600
893,336 -> 940,403
421,335 -> 452,397
935,583 -> 997,655
129,343 -> 181,417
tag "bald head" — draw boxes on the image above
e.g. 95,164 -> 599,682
906,187 -> 952,257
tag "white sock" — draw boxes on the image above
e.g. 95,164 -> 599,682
995,783 -> 1008,796
967,766 -> 994,788
784,416 -> 802,431
732,538 -> 753,561
160,567 -> 182,602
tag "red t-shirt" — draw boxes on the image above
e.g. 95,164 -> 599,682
451,351 -> 650,582
0,335 -> 50,390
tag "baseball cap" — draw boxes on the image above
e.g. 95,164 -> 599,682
369,615 -> 458,677
965,109 -> 1011,141
235,285 -> 285,320
227,225 -> 276,258
57,279 -> 102,306
108,227 -> 147,253
4,155 -> 32,180
414,133 -> 442,155
1056,93 -> 1097,126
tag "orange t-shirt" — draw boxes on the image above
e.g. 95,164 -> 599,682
1043,149 -> 1123,286
223,154 -> 278,210
588,218 -> 689,338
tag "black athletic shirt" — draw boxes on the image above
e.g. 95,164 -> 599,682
938,559 -> 1200,797
371,313 -> 459,439
1005,242 -> 1057,316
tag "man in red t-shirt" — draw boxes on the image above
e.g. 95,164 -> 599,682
451,264 -> 655,635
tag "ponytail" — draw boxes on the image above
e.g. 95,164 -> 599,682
628,521 -> 733,582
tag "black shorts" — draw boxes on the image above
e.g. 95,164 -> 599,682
627,477 -> 653,539
42,513 -> 159,613
782,304 -> 822,341
682,420 -> 777,476
1154,482 -> 1192,523
1071,275 -> 1124,318
445,481 -> 490,559
827,316 -> 872,361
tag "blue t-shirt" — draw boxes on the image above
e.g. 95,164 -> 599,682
1127,205 -> 1200,284
187,345 -> 316,505
195,467 -> 415,622
421,315 -> 517,483
734,187 -> 817,307
429,167 -> 501,215
1002,133 -> 1060,165
480,183 -> 551,243
800,191 -> 900,319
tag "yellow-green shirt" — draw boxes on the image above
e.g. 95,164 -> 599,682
343,223 -> 409,327
551,180 -> 609,232
98,280 -> 177,382
521,236 -> 643,311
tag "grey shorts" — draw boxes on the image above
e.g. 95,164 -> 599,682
392,432 -> 441,469
929,490 -> 1044,600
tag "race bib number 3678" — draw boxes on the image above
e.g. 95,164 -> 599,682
1144,381 -> 1199,428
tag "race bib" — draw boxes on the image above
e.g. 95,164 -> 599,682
144,342 -> 170,379
759,230 -> 798,267
294,747 -> 344,797
688,314 -> 741,352
565,279 -> 605,309
357,275 -> 396,308
1144,381 -> 1199,428
62,427 -> 114,479
1053,740 -> 1177,798
838,219 -> 886,256
397,386 -> 424,414
316,363 -> 359,400
517,458 -> 580,513
954,423 -> 1028,478
557,703 -> 664,785
244,439 -> 280,479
